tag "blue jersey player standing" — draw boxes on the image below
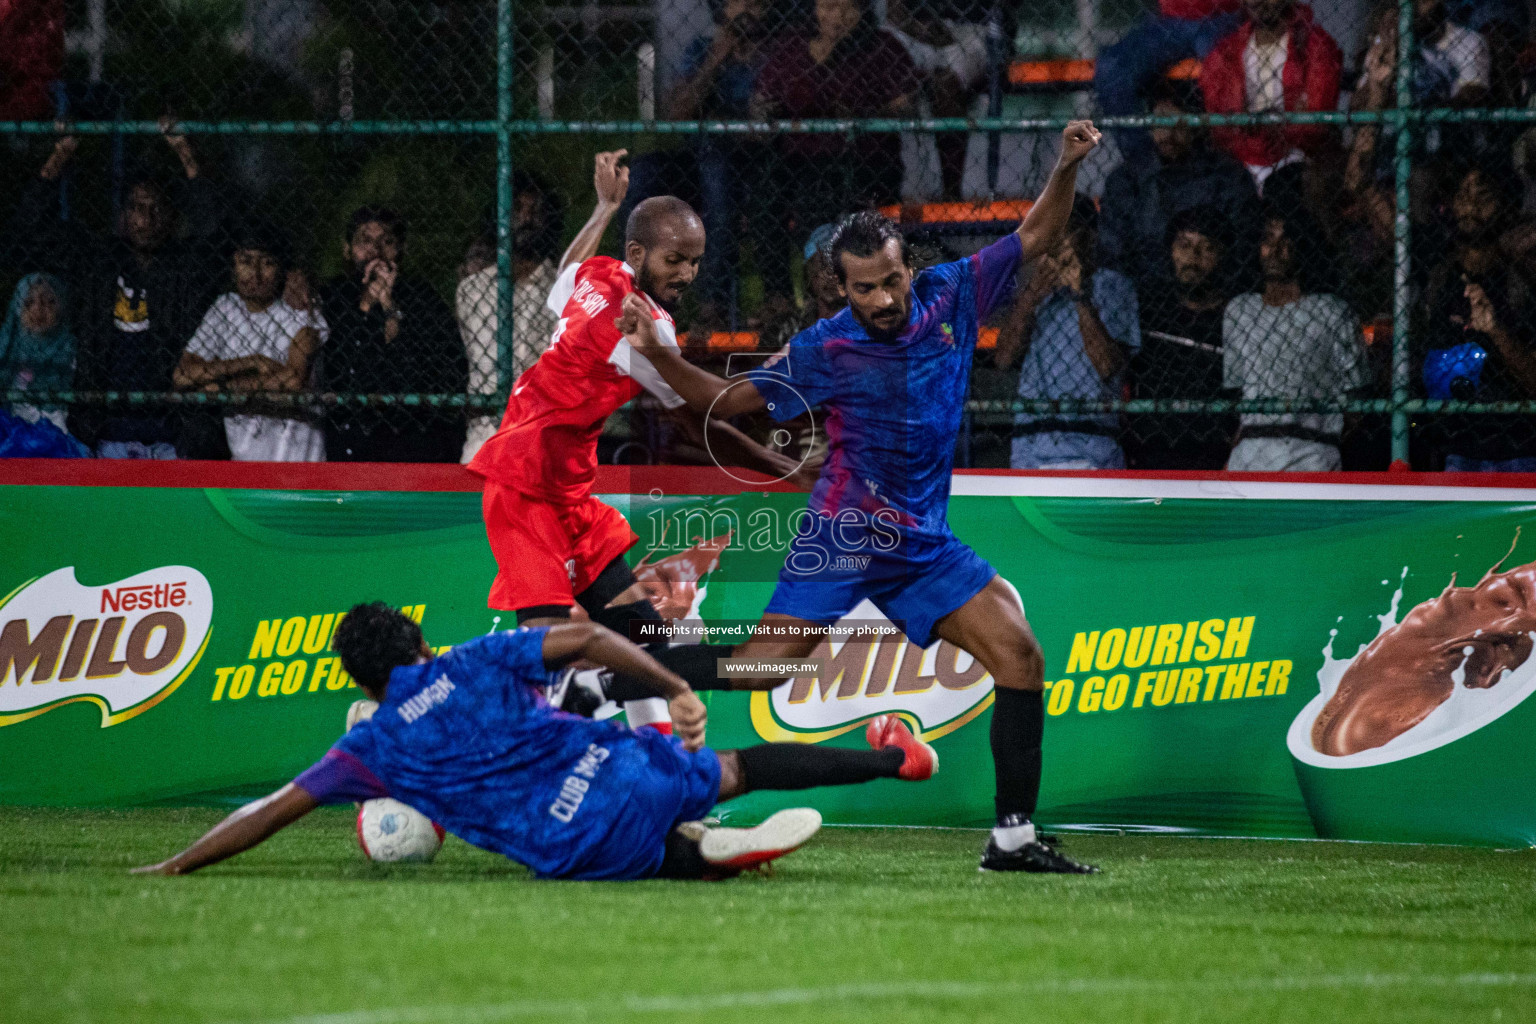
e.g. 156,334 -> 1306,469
134,603 -> 935,881
616,121 -> 1104,874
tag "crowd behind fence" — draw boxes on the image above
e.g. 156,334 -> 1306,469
2,0 -> 1536,472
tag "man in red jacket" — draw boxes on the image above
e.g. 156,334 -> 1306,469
1200,0 -> 1342,189
1093,0 -> 1243,164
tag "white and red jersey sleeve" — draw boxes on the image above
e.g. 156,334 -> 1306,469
543,258 -> 686,409
468,256 -> 685,503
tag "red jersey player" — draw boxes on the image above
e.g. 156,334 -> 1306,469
468,186 -> 791,723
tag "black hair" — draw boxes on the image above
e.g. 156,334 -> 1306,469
1263,201 -> 1333,295
1164,203 -> 1232,254
229,219 -> 292,272
332,602 -> 425,697
122,172 -> 172,205
346,205 -> 408,245
1450,158 -> 1523,217
1143,75 -> 1203,114
826,211 -> 909,283
625,195 -> 702,249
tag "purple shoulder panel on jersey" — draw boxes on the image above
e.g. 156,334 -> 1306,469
969,232 -> 1024,320
293,749 -> 389,805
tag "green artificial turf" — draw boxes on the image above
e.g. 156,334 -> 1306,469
2,806 -> 1534,1024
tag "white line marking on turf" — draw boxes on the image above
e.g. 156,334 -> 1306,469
260,973 -> 1536,1024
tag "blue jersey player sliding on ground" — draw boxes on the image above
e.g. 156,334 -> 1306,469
134,603 -> 936,881
614,121 -> 1105,874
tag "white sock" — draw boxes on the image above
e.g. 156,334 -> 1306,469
991,820 -> 1036,852
623,697 -> 672,734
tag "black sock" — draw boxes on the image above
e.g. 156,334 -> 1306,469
654,828 -> 709,879
990,687 -> 1044,823
650,643 -> 736,691
737,743 -> 904,792
603,641 -> 737,702
575,563 -> 737,697
589,598 -> 662,645
582,598 -> 667,702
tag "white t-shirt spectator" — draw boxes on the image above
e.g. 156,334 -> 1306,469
1355,23 -> 1490,103
1223,293 -> 1369,470
455,259 -> 560,463
1420,23 -> 1490,101
185,295 -> 327,462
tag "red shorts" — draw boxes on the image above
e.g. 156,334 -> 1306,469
482,482 -> 638,611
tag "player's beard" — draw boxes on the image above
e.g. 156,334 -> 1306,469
635,265 -> 679,313
853,303 -> 908,342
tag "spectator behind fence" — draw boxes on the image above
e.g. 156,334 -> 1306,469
1125,206 -> 1238,470
996,195 -> 1141,470
458,153 -> 628,463
1418,163 -> 1536,472
1200,0 -> 1342,192
173,223 -> 326,462
1099,79 -> 1260,293
13,124 -> 221,458
633,0 -> 773,331
884,0 -> 990,200
751,0 -> 919,327
456,171 -> 563,463
1093,0 -> 1243,164
1223,206 -> 1368,471
0,273 -> 76,434
320,207 -> 467,463
1446,0 -> 1526,107
0,0 -> 64,120
801,223 -> 846,326
1346,1 -> 1493,240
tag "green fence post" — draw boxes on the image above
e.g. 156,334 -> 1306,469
1389,0 -> 1415,465
495,0 -> 515,413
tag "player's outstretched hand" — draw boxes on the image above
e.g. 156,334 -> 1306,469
131,861 -> 179,876
616,292 -> 661,352
669,691 -> 708,751
594,149 -> 630,207
1060,120 -> 1101,167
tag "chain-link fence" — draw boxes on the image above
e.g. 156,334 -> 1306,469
2,0 -> 1534,469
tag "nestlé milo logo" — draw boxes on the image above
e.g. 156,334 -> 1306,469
751,600 -> 994,743
0,566 -> 213,727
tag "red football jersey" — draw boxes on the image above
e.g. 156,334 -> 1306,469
468,256 -> 685,502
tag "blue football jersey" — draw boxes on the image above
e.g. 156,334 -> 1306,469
296,628 -> 719,880
750,233 -> 1021,541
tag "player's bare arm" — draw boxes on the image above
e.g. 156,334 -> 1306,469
131,783 -> 318,876
665,409 -> 805,483
541,622 -> 707,750
1016,120 -> 1101,261
616,292 -> 766,418
559,150 -> 631,272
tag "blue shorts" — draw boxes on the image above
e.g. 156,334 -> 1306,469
764,519 -> 997,648
567,732 -> 721,881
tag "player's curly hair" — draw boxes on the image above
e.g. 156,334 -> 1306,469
826,211 -> 910,284
332,602 -> 425,698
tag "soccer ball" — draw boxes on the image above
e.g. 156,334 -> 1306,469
356,798 -> 445,863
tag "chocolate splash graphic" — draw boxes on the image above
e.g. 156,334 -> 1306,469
1312,536 -> 1536,756
633,531 -> 732,622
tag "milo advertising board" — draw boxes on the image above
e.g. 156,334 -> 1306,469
1,470 -> 1533,847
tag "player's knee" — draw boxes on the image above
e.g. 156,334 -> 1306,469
994,630 -> 1044,691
